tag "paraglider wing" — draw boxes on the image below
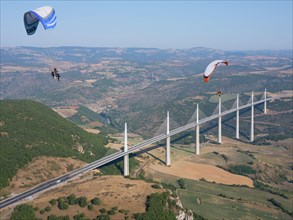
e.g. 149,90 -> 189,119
24,11 -> 40,35
203,60 -> 228,82
24,6 -> 57,35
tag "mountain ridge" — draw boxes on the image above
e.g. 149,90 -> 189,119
0,99 -> 110,190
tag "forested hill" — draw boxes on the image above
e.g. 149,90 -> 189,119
0,100 -> 110,189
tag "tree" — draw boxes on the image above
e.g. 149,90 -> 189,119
58,198 -> 69,210
96,214 -> 110,220
107,209 -> 116,215
228,165 -> 256,175
88,204 -> 93,211
134,192 -> 176,220
91,197 -> 101,205
45,206 -> 52,212
47,214 -> 58,220
74,213 -> 86,220
99,208 -> 106,213
11,204 -> 37,220
49,199 -> 56,206
78,196 -> 88,208
67,194 -> 77,205
177,178 -> 186,189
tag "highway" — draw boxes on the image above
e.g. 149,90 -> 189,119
0,98 -> 271,210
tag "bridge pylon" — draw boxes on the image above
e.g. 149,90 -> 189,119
124,122 -> 129,176
264,88 -> 267,114
250,91 -> 254,142
218,95 -> 222,144
166,111 -> 171,166
236,94 -> 240,139
196,104 -> 200,155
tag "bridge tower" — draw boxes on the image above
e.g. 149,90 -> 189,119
264,88 -> 267,114
218,95 -> 222,144
124,122 -> 129,176
166,111 -> 171,166
250,91 -> 254,142
236,94 -> 240,139
196,104 -> 200,155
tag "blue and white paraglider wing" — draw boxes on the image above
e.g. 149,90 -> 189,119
24,6 -> 57,35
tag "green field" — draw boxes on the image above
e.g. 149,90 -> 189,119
157,173 -> 292,220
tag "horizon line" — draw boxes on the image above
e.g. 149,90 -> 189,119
1,45 -> 292,51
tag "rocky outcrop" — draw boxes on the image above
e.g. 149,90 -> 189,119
169,193 -> 193,220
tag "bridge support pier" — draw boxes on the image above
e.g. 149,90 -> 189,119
236,94 -> 239,139
166,111 -> 171,166
264,88 -> 267,114
124,123 -> 129,176
250,92 -> 254,142
196,104 -> 200,155
218,96 -> 222,144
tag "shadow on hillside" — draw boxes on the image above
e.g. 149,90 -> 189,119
132,144 -> 166,164
171,145 -> 197,155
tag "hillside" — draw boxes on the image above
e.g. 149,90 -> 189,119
0,100 -> 111,190
15,175 -> 166,220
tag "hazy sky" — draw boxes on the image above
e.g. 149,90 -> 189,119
1,1 -> 292,50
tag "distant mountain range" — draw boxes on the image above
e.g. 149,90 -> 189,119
1,46 -> 292,64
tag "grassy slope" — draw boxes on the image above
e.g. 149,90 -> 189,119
68,105 -> 104,125
0,100 -> 110,190
68,105 -> 117,135
159,174 -> 292,220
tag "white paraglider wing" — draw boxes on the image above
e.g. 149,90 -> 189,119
203,60 -> 228,82
24,6 -> 57,35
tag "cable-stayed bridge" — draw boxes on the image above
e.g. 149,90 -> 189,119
0,89 -> 273,209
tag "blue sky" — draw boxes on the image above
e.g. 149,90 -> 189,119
1,1 -> 292,50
